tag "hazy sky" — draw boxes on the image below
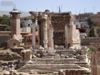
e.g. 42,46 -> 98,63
0,0 -> 100,14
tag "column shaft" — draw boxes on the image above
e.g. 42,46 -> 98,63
44,19 -> 48,49
50,28 -> 54,50
32,20 -> 36,48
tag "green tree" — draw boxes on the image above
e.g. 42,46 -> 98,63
0,15 -> 10,31
88,19 -> 94,37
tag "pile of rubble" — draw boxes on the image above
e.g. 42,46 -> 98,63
16,46 -> 90,74
0,49 -> 21,61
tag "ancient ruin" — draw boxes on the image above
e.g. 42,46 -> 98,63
91,43 -> 100,75
29,10 -> 81,50
0,8 -> 92,75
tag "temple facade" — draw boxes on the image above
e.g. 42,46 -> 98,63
30,10 -> 81,49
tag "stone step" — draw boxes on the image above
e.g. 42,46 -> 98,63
31,58 -> 86,64
18,64 -> 83,74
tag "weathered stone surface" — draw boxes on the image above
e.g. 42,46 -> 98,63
0,50 -> 21,61
4,71 -> 10,75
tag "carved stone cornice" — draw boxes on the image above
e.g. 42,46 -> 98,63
29,11 -> 48,21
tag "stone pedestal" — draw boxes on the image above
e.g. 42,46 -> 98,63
21,49 -> 32,63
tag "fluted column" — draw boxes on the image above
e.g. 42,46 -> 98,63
43,18 -> 48,49
32,19 -> 36,48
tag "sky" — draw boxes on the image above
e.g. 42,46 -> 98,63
0,0 -> 100,14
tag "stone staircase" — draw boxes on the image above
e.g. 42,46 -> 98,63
31,58 -> 86,64
18,50 -> 88,74
18,64 -> 83,74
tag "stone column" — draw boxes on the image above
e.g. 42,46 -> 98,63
50,27 -> 54,50
43,18 -> 48,49
65,25 -> 68,48
32,19 -> 36,48
70,24 -> 74,47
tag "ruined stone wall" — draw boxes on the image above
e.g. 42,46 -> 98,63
38,21 -> 44,46
51,15 -> 70,30
7,39 -> 20,48
81,37 -> 100,45
51,15 -> 70,46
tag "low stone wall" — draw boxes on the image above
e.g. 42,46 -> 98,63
59,69 -> 90,75
81,37 -> 100,45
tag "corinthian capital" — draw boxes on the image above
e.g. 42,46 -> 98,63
42,14 -> 48,20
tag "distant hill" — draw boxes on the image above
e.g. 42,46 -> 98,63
0,11 -> 31,17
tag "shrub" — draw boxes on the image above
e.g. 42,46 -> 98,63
88,48 -> 92,52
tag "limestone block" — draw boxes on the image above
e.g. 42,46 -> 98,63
10,70 -> 17,75
53,72 -> 58,75
2,66 -> 8,70
69,47 -> 74,50
59,69 -> 65,75
59,46 -> 64,50
4,71 -> 10,75
26,60 -> 33,64
32,55 -> 36,58
29,70 -> 34,74
19,73 -> 23,75
30,47 -> 33,50
76,55 -> 83,60
36,54 -> 41,57
14,73 -> 19,75
39,45 -> 44,50
78,47 -> 82,50
55,45 -> 59,49
54,54 -> 60,59
49,47 -> 52,50
82,46 -> 88,51
29,70 -> 37,75
0,73 -> 2,75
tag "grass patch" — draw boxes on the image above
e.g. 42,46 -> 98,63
58,62 -> 65,64
11,59 -> 14,61
0,62 -> 2,66
13,56 -> 15,59
0,48 -> 3,50
47,73 -> 55,75
62,62 -> 64,64
88,48 -> 92,52
69,56 -> 72,58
